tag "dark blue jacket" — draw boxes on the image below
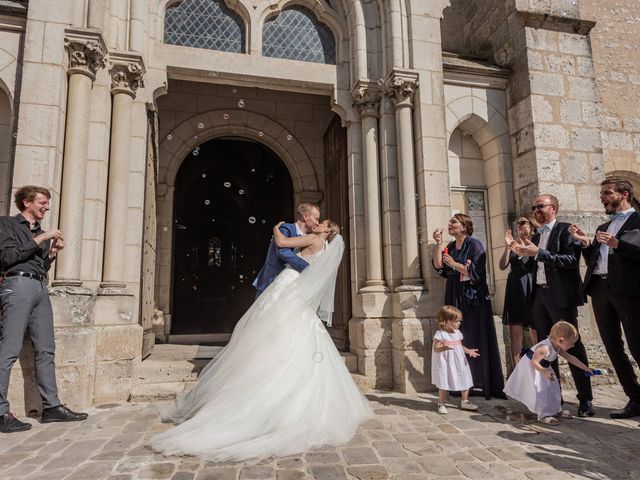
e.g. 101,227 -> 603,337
252,223 -> 309,294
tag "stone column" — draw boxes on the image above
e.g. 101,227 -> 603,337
54,30 -> 106,286
385,71 -> 423,291
352,82 -> 387,292
101,53 -> 145,289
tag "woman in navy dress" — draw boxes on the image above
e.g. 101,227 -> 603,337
432,213 -> 505,399
499,216 -> 539,367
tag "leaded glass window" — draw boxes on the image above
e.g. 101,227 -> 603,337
262,7 -> 336,65
164,0 -> 245,53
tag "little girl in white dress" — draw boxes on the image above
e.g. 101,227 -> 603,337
504,321 -> 594,425
431,305 -> 480,414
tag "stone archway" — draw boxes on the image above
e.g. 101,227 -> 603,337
155,109 -> 322,334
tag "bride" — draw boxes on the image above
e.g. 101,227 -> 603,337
150,220 -> 373,462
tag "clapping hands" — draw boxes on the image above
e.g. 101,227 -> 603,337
568,224 -> 590,247
511,237 -> 539,257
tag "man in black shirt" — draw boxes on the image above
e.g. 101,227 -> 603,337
0,185 -> 87,433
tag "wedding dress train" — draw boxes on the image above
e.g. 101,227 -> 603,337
149,236 -> 372,462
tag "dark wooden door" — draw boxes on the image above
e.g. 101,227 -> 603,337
171,139 -> 293,334
323,115 -> 351,350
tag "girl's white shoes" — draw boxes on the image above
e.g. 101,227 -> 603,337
460,400 -> 479,411
437,401 -> 478,414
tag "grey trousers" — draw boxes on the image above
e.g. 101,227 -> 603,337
0,275 -> 60,415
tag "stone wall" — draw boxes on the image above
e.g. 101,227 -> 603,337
582,0 -> 640,181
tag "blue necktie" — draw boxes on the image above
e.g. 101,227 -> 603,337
608,212 -> 626,220
536,225 -> 549,234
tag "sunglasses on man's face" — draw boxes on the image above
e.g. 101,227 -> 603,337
531,203 -> 553,211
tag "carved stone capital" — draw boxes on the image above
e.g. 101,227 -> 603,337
64,29 -> 107,81
109,52 -> 146,97
384,70 -> 420,109
351,81 -> 382,119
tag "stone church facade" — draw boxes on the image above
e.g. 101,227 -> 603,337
0,0 -> 638,412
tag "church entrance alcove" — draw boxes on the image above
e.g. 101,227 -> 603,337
171,138 -> 294,337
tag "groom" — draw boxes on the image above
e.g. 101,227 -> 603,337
253,203 -> 320,297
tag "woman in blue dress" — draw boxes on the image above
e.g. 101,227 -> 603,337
432,213 -> 505,399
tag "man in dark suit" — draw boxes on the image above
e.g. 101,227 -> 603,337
513,194 -> 593,417
570,177 -> 640,419
252,203 -> 320,296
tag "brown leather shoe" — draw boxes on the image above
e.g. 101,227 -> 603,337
41,405 -> 88,423
0,413 -> 32,433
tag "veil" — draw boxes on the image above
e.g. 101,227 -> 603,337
286,234 -> 344,327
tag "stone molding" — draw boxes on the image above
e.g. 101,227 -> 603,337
384,70 -> 419,109
64,29 -> 107,81
109,52 -> 146,97
351,81 -> 382,119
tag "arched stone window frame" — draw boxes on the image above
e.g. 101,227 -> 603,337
162,0 -> 251,54
258,1 -> 342,65
444,89 -> 514,309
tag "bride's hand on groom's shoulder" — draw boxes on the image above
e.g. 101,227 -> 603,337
273,221 -> 285,233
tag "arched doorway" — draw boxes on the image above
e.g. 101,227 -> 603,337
171,138 -> 293,336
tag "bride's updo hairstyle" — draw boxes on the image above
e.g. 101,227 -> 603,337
325,220 -> 340,242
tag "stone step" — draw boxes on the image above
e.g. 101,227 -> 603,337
131,344 -> 361,402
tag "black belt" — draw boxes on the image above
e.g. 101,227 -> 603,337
6,271 -> 47,281
592,273 -> 608,280
537,283 -> 549,289
520,348 -> 552,368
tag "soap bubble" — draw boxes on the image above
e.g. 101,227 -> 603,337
377,78 -> 384,85
163,226 -> 168,232
251,168 -> 256,173
166,134 -> 173,140
223,113 -> 229,120
258,131 -> 264,137
232,88 -> 237,93
223,182 -> 231,188
239,275 -> 243,279
192,147 -> 200,156
248,217 -> 256,224
211,218 -> 215,222
197,122 -> 205,129
204,199 -> 210,205
237,99 -> 245,108
287,135 -> 293,141
238,189 -> 245,195
312,352 -> 323,363
202,173 -> 207,178
261,219 -> 266,224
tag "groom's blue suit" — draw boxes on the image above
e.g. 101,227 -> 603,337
252,223 -> 309,296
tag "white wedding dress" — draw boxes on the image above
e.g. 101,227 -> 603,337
149,235 -> 372,462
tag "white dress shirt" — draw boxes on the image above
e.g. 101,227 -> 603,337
593,207 -> 635,275
295,223 -> 305,237
536,219 -> 557,286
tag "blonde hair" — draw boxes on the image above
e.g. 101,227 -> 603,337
549,321 -> 577,341
437,305 -> 463,329
325,219 -> 340,242
516,214 -> 540,230
296,202 -> 320,220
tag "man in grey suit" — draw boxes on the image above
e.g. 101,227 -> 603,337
0,186 -> 87,433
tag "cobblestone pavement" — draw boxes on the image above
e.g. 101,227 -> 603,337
0,384 -> 638,480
